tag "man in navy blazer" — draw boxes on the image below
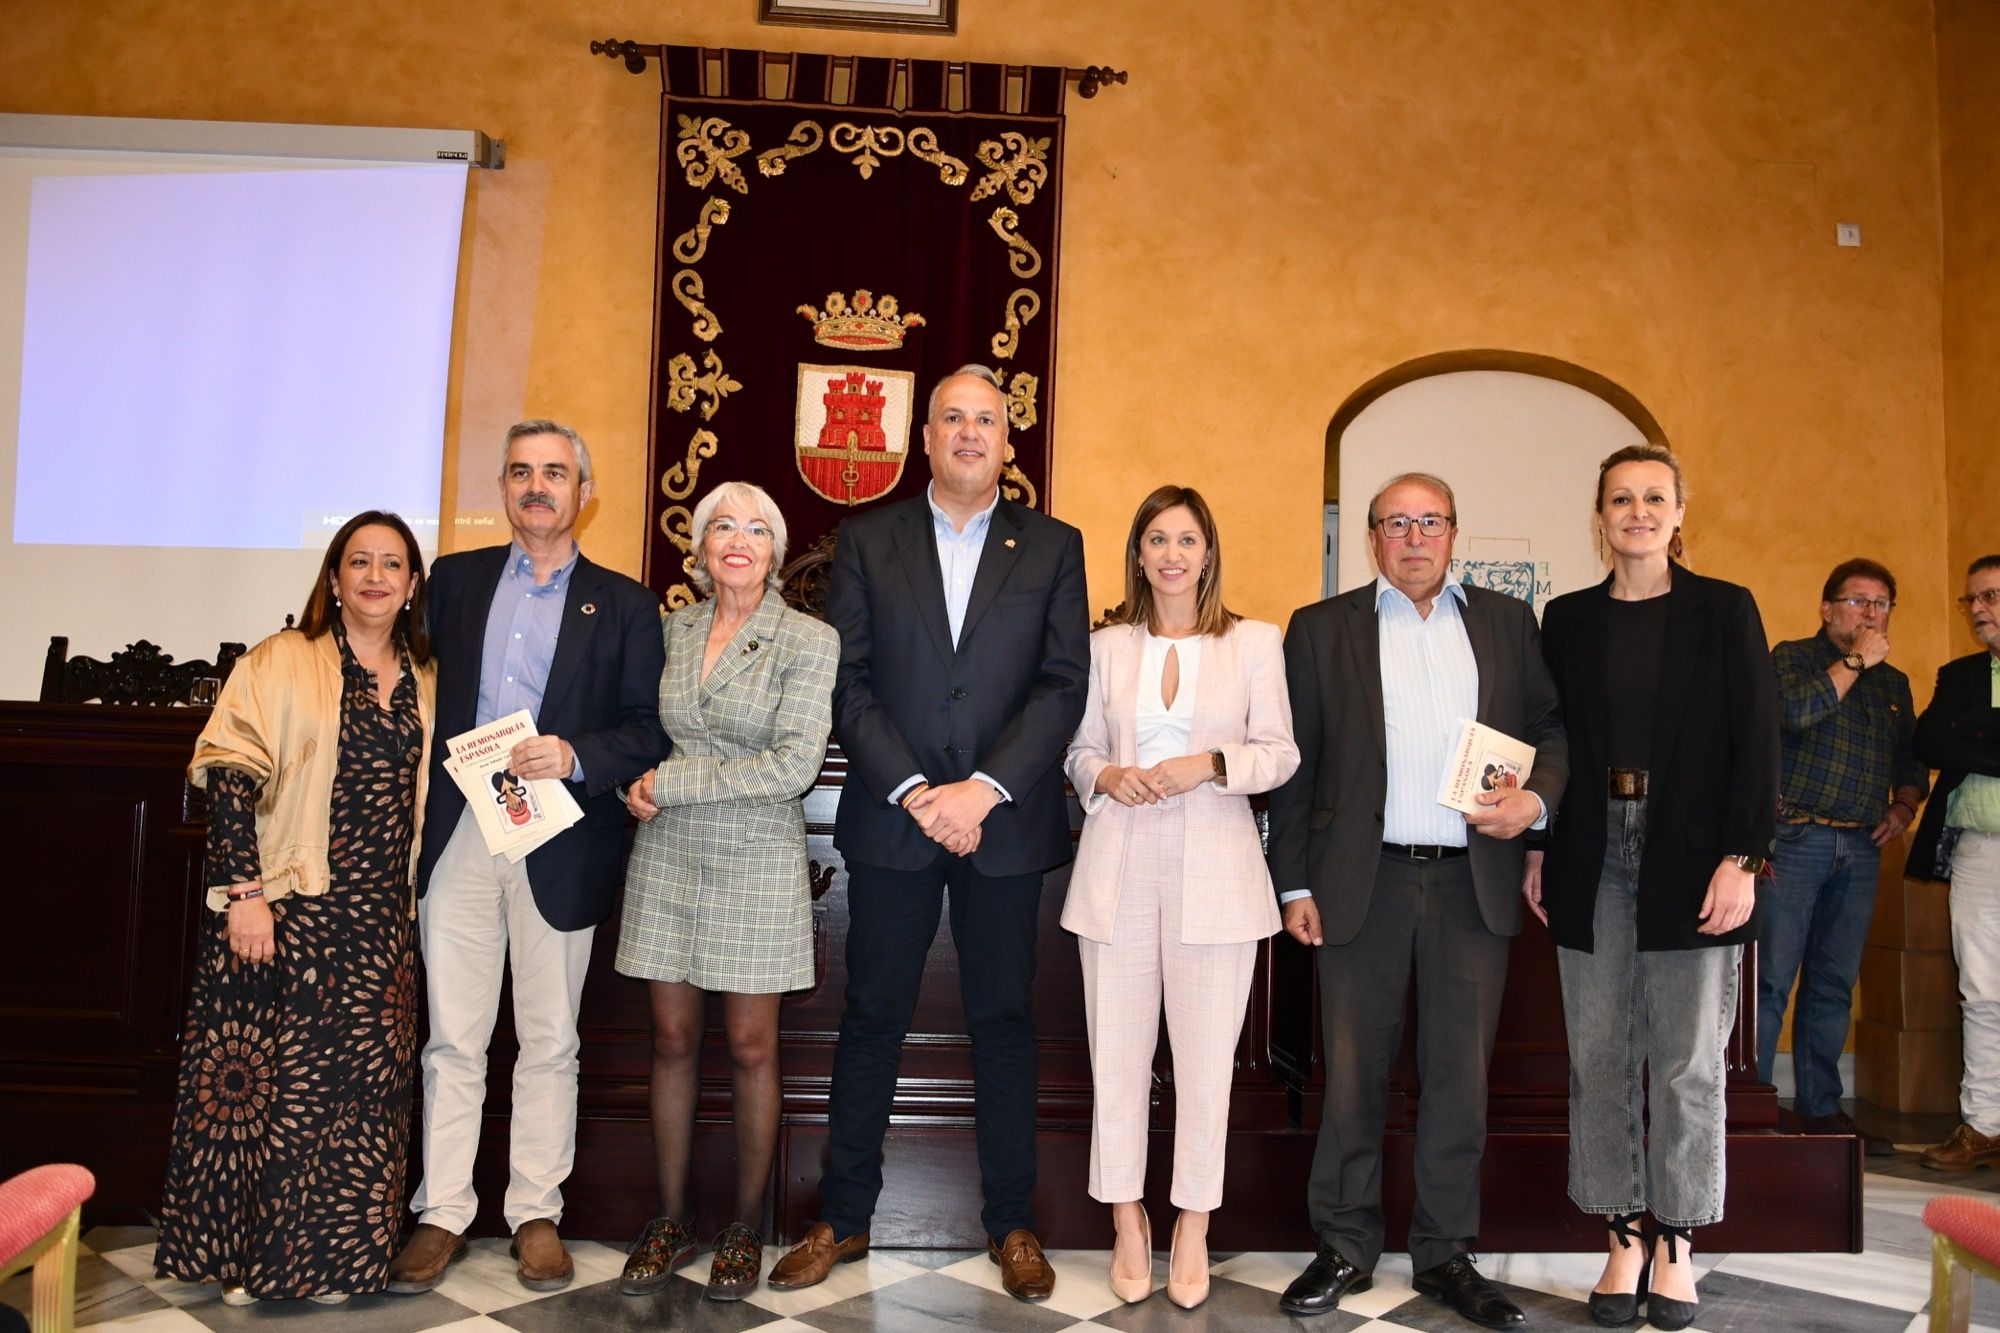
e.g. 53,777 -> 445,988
768,366 -> 1088,1301
390,420 -> 667,1295
1913,555 -> 2000,1172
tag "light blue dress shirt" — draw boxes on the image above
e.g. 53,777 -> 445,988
1278,575 -> 1543,905
477,540 -> 585,782
885,485 -> 1010,806
1378,575 -> 1479,847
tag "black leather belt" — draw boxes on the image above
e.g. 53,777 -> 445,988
1608,768 -> 1649,800
1382,842 -> 1468,861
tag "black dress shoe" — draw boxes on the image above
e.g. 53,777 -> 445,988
1277,1241 -> 1372,1316
1412,1253 -> 1526,1329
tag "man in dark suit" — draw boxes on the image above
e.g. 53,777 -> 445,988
1913,554 -> 2000,1172
767,365 -> 1088,1301
389,420 -> 667,1295
1267,472 -> 1566,1328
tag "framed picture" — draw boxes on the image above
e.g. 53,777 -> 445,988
757,0 -> 958,36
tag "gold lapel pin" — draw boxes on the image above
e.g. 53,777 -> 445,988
1004,538 -> 1017,549
581,603 -> 597,615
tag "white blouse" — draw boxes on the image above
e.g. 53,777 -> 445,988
1135,630 -> 1204,768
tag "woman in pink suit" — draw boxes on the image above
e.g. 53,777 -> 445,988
1063,485 -> 1300,1310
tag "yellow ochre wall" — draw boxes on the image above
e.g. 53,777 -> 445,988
1,0 -> 1976,685
1940,0 -> 2000,607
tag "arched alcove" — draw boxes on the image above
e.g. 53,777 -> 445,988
1324,351 -> 1664,606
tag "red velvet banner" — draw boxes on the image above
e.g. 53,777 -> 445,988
644,47 -> 1066,610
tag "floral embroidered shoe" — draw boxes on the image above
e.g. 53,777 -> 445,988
706,1223 -> 764,1301
619,1215 -> 698,1295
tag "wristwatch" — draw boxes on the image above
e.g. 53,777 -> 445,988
1731,854 -> 1770,875
1209,748 -> 1227,785
1841,651 -> 1866,672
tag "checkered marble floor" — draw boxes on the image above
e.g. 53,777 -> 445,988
12,1147 -> 2000,1332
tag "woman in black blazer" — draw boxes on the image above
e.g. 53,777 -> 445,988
1522,444 -> 1778,1330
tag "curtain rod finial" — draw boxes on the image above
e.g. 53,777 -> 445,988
590,38 -> 653,74
1075,65 -> 1128,98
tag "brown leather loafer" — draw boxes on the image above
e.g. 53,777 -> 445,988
1924,1122 -> 2000,1171
767,1221 -> 869,1290
989,1228 -> 1055,1302
386,1223 -> 467,1294
511,1219 -> 575,1292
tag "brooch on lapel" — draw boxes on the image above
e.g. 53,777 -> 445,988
581,603 -> 597,615
743,639 -> 760,655
1004,538 -> 1017,549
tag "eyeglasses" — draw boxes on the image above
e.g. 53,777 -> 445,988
707,518 -> 775,542
1959,588 -> 2000,610
1372,514 -> 1453,539
1834,596 -> 1895,613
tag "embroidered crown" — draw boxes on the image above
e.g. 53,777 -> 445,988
797,289 -> 926,350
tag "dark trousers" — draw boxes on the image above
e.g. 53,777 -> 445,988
818,855 -> 1043,1242
1308,852 -> 1509,1273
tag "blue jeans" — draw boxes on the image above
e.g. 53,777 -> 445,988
1754,822 -> 1881,1118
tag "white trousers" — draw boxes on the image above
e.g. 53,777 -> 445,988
409,809 -> 595,1233
1951,831 -> 2000,1134
1077,808 -> 1258,1212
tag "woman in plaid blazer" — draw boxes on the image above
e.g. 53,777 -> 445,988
615,481 -> 838,1302
1062,486 -> 1299,1310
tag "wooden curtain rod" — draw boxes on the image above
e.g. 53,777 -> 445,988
589,38 -> 1128,98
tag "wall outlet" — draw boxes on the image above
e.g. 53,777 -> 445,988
1837,222 -> 1862,247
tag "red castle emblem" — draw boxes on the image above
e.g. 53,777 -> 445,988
794,363 -> 914,505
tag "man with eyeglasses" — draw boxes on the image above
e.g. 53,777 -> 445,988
1757,558 -> 1928,1153
1267,472 -> 1566,1327
1912,554 -> 2000,1170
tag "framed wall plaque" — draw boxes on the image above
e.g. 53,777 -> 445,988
757,0 -> 958,36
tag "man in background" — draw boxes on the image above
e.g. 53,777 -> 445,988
1759,558 -> 1926,1154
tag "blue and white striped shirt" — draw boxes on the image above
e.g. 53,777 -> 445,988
1377,576 -> 1479,847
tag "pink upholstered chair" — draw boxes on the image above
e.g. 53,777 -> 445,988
0,1166 -> 96,1333
1926,1193 -> 2000,1333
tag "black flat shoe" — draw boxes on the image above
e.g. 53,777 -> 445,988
1586,1211 -> 1648,1327
1277,1241 -> 1372,1316
1646,1223 -> 1699,1331
1412,1252 -> 1525,1329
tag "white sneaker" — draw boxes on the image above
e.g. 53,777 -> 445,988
308,1292 -> 349,1305
220,1284 -> 255,1306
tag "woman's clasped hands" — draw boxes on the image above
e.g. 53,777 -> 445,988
1095,754 -> 1214,806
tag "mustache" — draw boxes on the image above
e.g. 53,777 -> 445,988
517,491 -> 556,510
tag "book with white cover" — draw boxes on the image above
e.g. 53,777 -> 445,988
1436,719 -> 1535,815
442,709 -> 584,861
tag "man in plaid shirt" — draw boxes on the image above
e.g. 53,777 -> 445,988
1757,558 -> 1929,1150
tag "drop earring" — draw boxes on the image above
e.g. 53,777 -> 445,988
1669,526 -> 1685,561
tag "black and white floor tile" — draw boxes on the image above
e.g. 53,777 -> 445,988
11,1107 -> 2000,1333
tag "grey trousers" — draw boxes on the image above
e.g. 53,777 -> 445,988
1309,852 -> 1509,1274
1557,799 -> 1739,1228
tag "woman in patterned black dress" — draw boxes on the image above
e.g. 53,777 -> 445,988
155,511 -> 436,1305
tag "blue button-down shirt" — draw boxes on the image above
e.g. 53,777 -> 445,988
1378,576 -> 1480,847
930,483 -> 998,649
477,541 -> 585,782
1279,575 -> 1543,905
885,485 -> 1008,807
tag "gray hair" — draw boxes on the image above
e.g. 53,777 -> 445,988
926,363 -> 1006,421
1365,471 -> 1457,527
688,481 -> 789,595
502,419 -> 594,488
